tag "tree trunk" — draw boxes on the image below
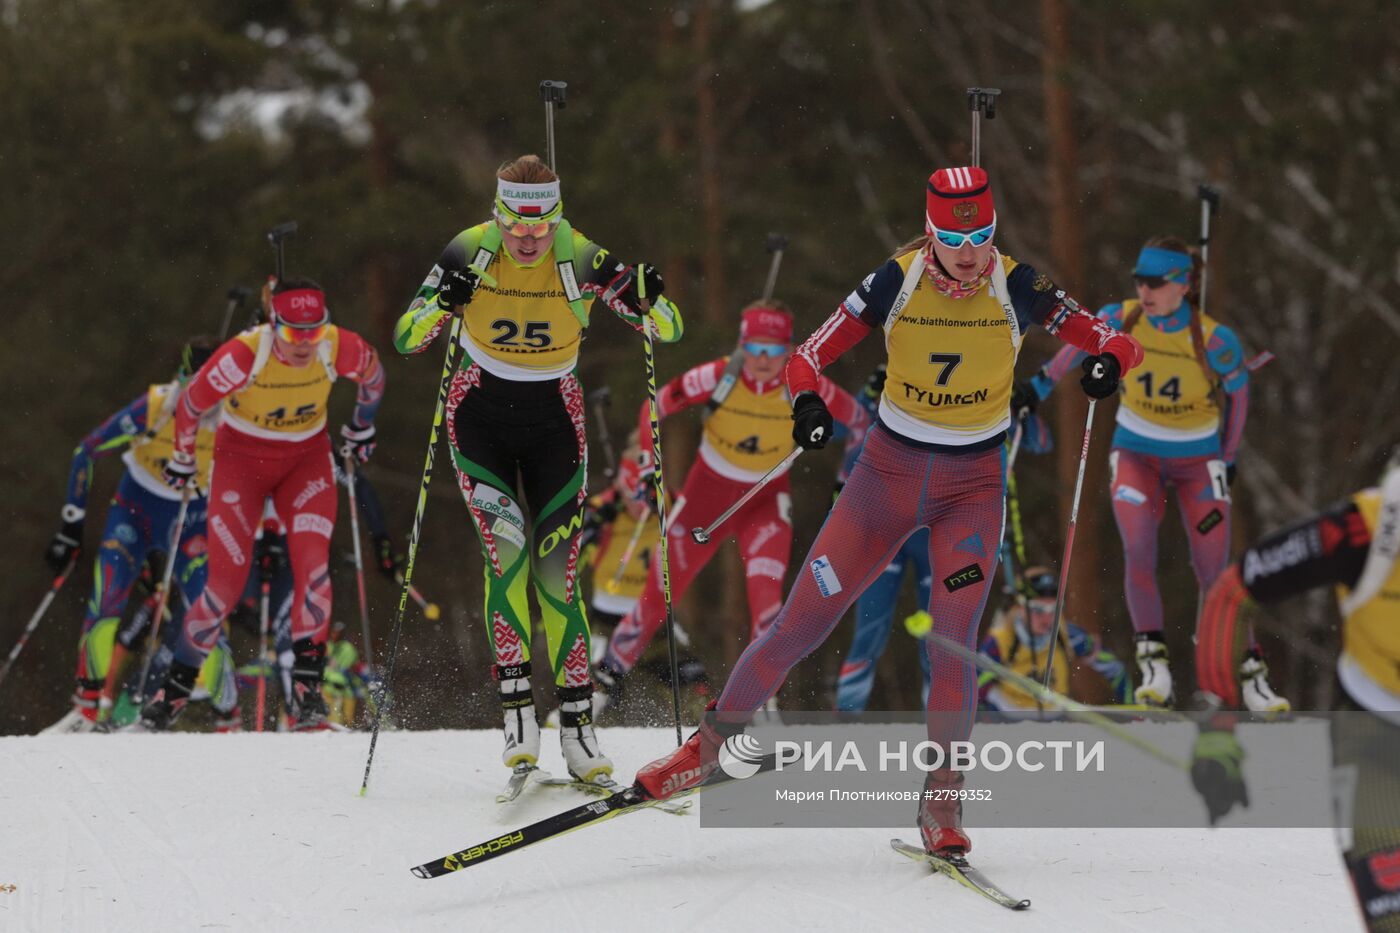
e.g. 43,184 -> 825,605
1041,0 -> 1104,635
693,0 -> 725,324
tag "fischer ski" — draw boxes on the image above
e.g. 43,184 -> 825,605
537,774 -> 691,815
413,782 -> 665,878
497,763 -> 545,804
890,838 -> 1030,910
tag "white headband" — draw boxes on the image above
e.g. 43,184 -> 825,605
495,179 -> 562,219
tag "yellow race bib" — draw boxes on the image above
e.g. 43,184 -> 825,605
702,374 -> 793,476
126,383 -> 216,495
882,252 -> 1019,444
1119,300 -> 1221,434
223,326 -> 339,441
1339,489 -> 1400,696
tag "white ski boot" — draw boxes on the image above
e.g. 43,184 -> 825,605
499,664 -> 540,769
1240,650 -> 1291,714
1133,632 -> 1174,708
559,684 -> 613,784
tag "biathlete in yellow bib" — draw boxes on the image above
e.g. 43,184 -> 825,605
39,338 -> 221,733
135,278 -> 385,732
392,154 -> 684,784
1193,449 -> 1400,933
1019,234 -> 1285,712
631,165 -> 1145,861
594,301 -> 868,708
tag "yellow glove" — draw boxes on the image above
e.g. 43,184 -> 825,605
903,610 -> 932,639
648,295 -> 684,343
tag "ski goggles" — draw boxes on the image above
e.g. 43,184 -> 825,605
743,341 -> 789,358
494,213 -> 559,238
929,219 -> 996,250
275,321 -> 329,344
1027,597 -> 1057,615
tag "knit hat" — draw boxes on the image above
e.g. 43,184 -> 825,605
926,166 -> 996,234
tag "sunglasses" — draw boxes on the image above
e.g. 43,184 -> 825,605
1027,597 -> 1057,615
743,341 -> 789,358
931,220 -> 996,249
1132,275 -> 1172,289
496,215 -> 558,238
275,322 -> 328,344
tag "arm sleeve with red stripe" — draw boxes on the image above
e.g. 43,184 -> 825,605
174,337 -> 258,456
637,358 -> 726,454
334,329 -> 386,427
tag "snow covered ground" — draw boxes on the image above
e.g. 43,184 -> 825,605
0,727 -> 1361,932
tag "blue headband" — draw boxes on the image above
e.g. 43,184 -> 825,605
1133,247 -> 1192,283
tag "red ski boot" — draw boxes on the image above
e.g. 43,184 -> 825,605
919,768 -> 972,856
635,703 -> 740,800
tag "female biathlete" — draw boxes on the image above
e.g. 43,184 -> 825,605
392,155 -> 682,784
136,278 -> 385,731
595,301 -> 867,709
1191,449 -> 1400,932
632,166 -> 1144,858
1020,235 -> 1285,711
41,338 -> 219,733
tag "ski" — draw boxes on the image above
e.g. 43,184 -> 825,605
537,774 -> 691,815
890,838 -> 1030,911
496,763 -> 546,804
413,782 -> 665,878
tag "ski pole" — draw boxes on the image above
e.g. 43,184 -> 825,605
219,286 -> 251,340
588,386 -> 618,477
690,447 -> 803,544
392,571 -> 440,621
639,282 -> 684,746
134,486 -> 194,704
0,554 -> 80,692
928,632 -> 1189,771
255,531 -> 272,732
1040,389 -> 1100,689
361,313 -> 461,795
342,455 -> 375,668
540,79 -> 567,171
608,505 -> 651,592
997,417 -> 1045,714
761,232 -> 789,302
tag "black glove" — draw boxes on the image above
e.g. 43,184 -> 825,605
339,422 -> 376,463
1010,380 -> 1039,418
635,263 -> 665,301
1080,353 -> 1122,400
1191,723 -> 1248,825
373,534 -> 402,582
45,513 -> 84,574
436,268 -> 481,310
634,464 -> 660,512
161,450 -> 198,491
791,392 -> 833,450
862,365 -> 887,401
1226,463 -> 1237,487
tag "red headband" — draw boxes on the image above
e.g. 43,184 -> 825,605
270,288 -> 329,327
740,306 -> 793,344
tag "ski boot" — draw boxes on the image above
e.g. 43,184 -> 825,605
1240,649 -> 1291,714
499,662 -> 540,769
128,661 -> 200,732
635,702 -> 744,800
919,767 -> 972,856
1133,632 -> 1174,708
214,706 -> 244,733
289,638 -> 331,732
41,679 -> 103,734
559,684 -> 613,783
